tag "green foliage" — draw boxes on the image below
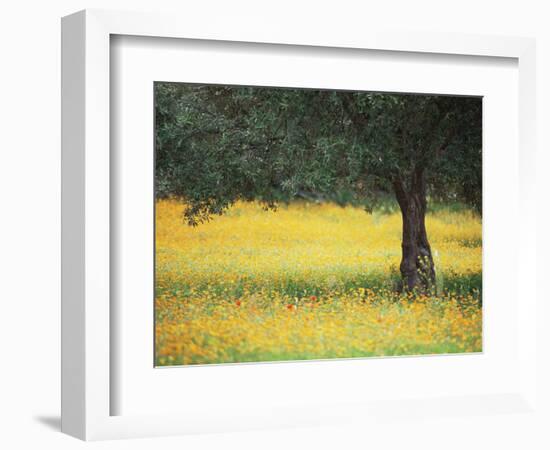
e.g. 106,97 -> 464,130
155,83 -> 482,224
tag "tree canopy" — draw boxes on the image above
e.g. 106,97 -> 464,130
155,83 -> 482,224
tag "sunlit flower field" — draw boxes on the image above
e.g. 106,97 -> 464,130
155,199 -> 482,366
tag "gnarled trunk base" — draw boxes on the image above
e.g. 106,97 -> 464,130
393,170 -> 436,293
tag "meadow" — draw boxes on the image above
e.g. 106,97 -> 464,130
155,199 -> 482,366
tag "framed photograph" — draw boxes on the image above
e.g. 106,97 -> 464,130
62,9 -> 539,441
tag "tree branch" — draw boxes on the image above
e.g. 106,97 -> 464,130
392,177 -> 409,212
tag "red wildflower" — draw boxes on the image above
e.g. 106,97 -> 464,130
235,300 -> 242,307
310,295 -> 317,301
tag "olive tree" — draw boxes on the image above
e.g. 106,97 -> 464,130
155,83 -> 482,292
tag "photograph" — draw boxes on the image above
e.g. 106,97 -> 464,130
154,83 -> 483,366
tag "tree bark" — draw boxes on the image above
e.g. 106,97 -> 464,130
393,169 -> 436,293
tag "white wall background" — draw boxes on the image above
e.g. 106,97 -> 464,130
0,1 -> 548,449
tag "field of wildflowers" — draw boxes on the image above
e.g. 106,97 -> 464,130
155,199 -> 482,366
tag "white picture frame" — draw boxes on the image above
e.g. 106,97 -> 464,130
61,9 -> 539,441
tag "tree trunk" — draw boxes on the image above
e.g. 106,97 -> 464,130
393,169 -> 436,293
